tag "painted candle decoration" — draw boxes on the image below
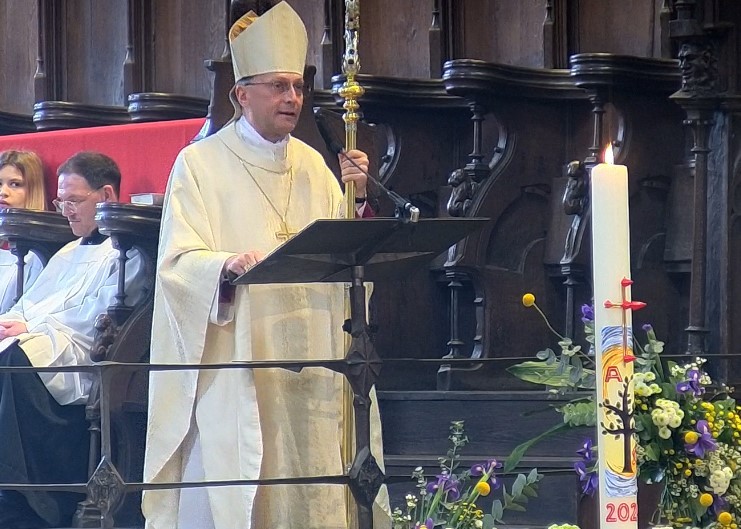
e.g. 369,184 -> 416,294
591,145 -> 644,529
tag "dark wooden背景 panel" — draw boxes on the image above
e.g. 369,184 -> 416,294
456,0 -> 547,67
288,0 -> 332,87
152,0 -> 225,99
357,0 -> 432,79
572,0 -> 665,58
0,1 -> 38,113
64,0 -> 128,105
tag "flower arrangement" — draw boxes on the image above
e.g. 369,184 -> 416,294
510,292 -> 741,529
391,421 -> 543,529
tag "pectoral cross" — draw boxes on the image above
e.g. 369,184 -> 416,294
276,219 -> 298,242
604,277 -> 646,363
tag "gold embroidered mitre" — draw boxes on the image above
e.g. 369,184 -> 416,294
229,1 -> 308,81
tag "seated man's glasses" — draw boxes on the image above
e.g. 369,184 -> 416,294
244,80 -> 305,97
52,190 -> 97,213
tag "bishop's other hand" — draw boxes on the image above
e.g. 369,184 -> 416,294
0,320 -> 27,339
223,251 -> 266,279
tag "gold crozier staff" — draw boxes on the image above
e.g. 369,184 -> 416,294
339,2 -> 365,527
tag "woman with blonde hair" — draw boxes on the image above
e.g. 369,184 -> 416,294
0,150 -> 48,312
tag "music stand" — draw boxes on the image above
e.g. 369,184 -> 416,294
233,217 -> 487,529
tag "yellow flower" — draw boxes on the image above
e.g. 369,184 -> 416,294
684,469 -> 692,477
474,481 -> 491,496
719,512 -> 733,526
699,493 -> 713,507
522,293 -> 536,307
685,431 -> 700,444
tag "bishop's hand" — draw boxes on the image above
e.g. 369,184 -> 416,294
0,320 -> 27,339
339,149 -> 369,199
223,251 -> 266,280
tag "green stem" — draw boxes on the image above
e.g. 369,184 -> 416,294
424,487 -> 444,522
532,303 -> 565,341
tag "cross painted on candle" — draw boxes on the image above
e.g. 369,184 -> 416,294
604,278 -> 646,363
591,144 -> 638,529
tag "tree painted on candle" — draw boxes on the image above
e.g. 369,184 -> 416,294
600,374 -> 635,475
598,327 -> 638,502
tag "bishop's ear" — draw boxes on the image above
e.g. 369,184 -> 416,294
100,184 -> 118,203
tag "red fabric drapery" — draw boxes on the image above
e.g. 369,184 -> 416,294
0,119 -> 205,204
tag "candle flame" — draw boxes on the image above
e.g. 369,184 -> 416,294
604,144 -> 614,165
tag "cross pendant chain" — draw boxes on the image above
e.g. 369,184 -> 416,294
238,160 -> 296,242
276,219 -> 298,242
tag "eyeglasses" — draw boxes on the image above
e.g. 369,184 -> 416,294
243,80 -> 305,97
52,189 -> 99,214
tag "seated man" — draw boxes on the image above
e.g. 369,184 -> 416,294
0,151 -> 147,529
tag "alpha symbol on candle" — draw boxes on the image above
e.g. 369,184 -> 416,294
604,278 -> 646,363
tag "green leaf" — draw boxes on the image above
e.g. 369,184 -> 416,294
491,500 -> 504,523
511,474 -> 526,498
483,513 -> 498,529
503,422 -> 571,472
506,361 -> 595,388
521,485 -> 539,498
560,400 -> 597,427
506,502 -> 527,512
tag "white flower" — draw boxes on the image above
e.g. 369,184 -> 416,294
709,467 -> 733,494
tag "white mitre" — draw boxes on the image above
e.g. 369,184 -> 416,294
227,1 -> 308,122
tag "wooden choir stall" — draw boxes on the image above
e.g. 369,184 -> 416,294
0,1 -> 740,528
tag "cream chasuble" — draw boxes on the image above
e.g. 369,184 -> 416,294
0,238 -> 145,404
0,248 -> 43,314
143,120 -> 389,529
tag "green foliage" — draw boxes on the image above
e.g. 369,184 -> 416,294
392,421 -> 544,529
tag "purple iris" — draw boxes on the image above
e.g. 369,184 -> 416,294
685,420 -> 718,458
576,438 -> 595,464
642,324 -> 653,332
581,304 -> 594,323
426,474 -> 461,501
676,368 -> 705,397
710,494 -> 729,516
470,459 -> 501,488
415,518 -> 435,529
574,460 -> 598,496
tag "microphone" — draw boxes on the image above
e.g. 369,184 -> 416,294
315,111 -> 420,222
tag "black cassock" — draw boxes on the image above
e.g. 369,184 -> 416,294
0,342 -> 89,528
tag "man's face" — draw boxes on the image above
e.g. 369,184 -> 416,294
235,72 -> 304,142
56,173 -> 109,237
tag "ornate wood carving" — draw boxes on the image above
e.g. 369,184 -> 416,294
33,101 -> 131,131
668,0 -> 721,357
74,203 -> 162,527
0,112 -> 36,135
34,0 -> 64,103
123,0 -> 154,98
127,93 -> 208,122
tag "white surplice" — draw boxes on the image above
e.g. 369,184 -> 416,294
0,248 -> 43,314
0,237 -> 146,405
143,118 -> 389,529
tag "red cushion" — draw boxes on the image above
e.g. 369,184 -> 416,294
0,118 -> 205,204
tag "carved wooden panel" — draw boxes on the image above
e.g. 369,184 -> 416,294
572,0 -> 665,58
0,1 -> 38,113
65,0 -> 128,105
152,0 -> 224,98
358,0 -> 432,78
455,0 -> 547,67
